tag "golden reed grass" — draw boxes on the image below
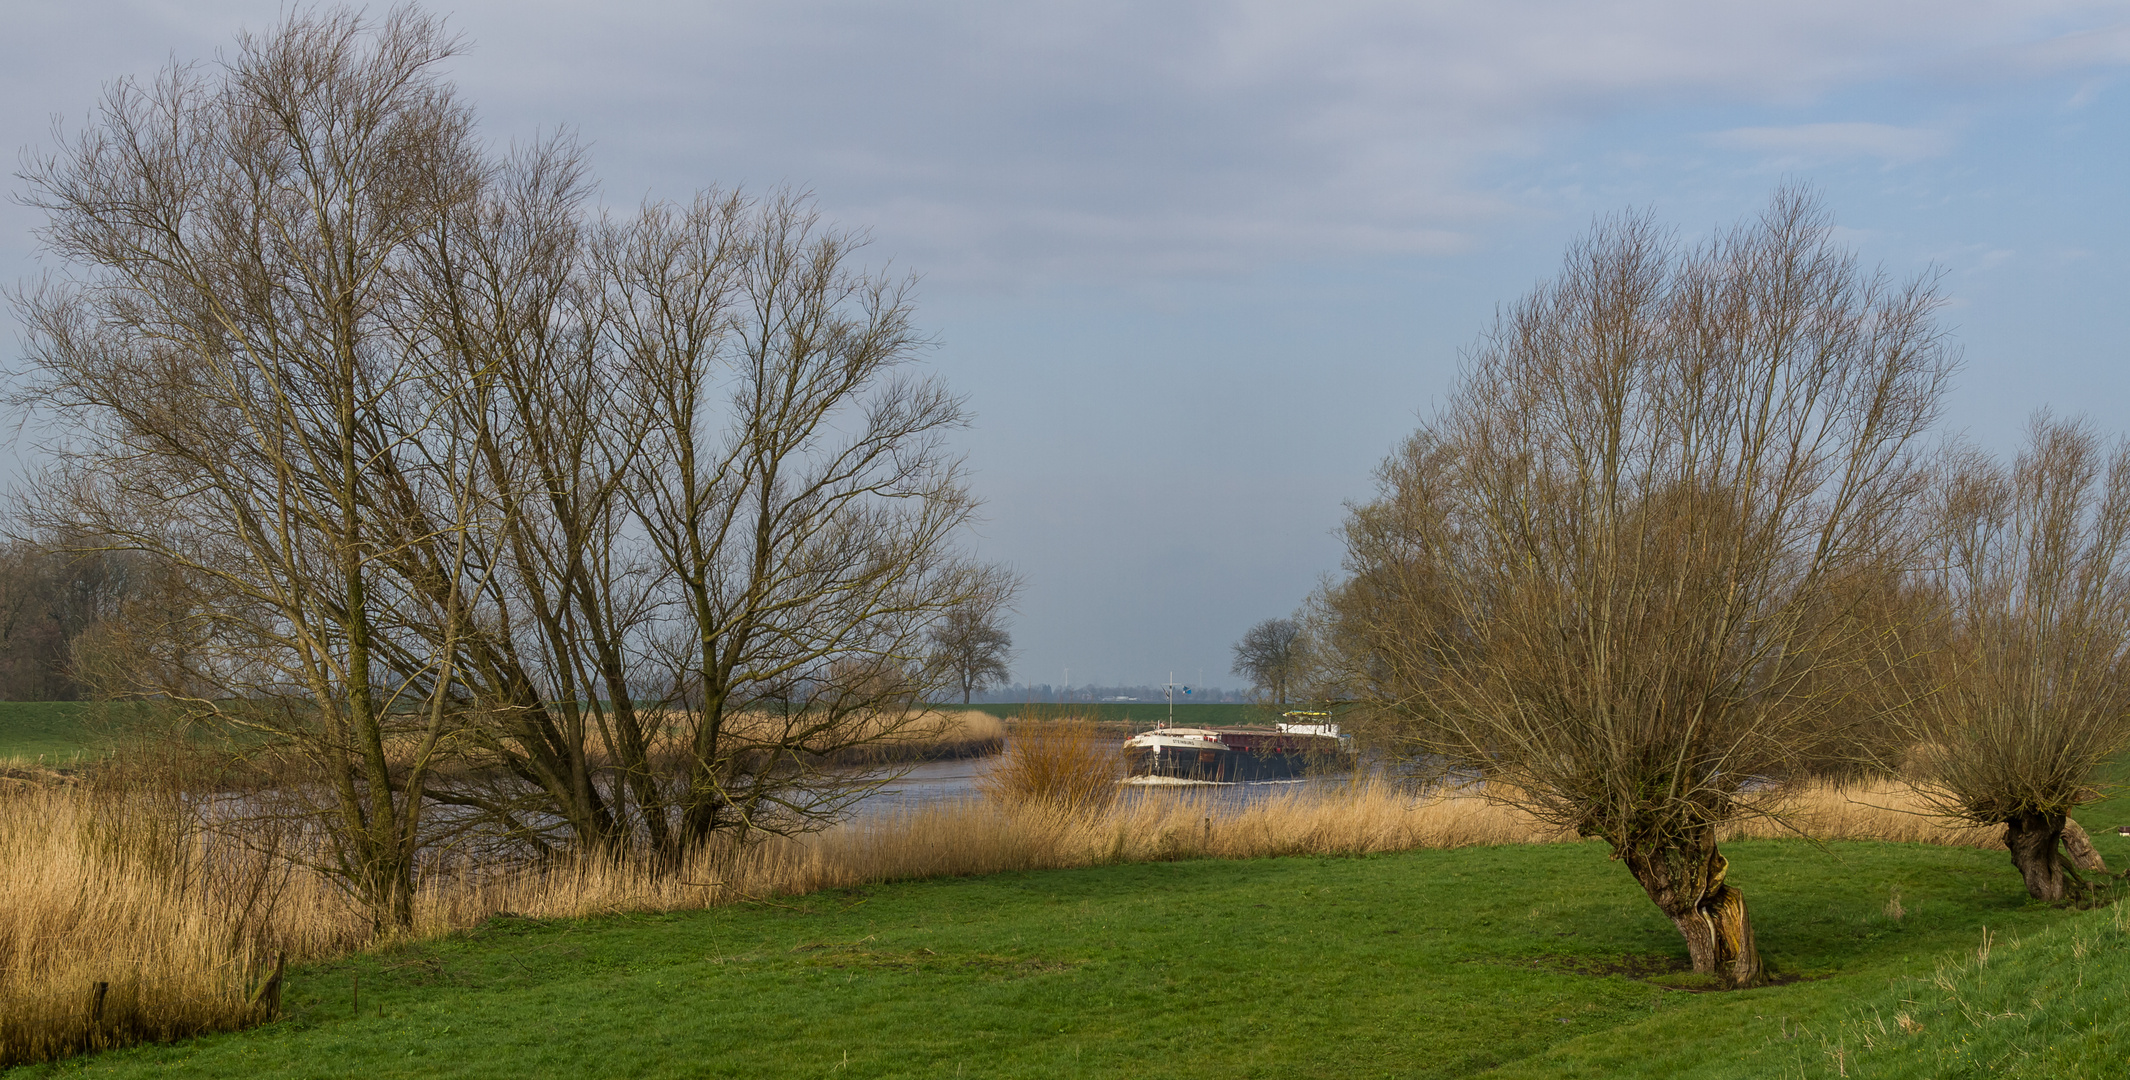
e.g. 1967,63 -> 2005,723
977,718 -> 1123,815
0,784 -> 361,1067
554,708 -> 1006,772
1722,779 -> 2005,848
0,770 -> 2016,1067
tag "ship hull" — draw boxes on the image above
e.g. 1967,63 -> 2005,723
1123,728 -> 1352,783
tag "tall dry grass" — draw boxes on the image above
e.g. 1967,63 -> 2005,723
977,718 -> 1123,815
572,707 -> 1006,771
831,708 -> 1005,764
0,785 -> 365,1067
0,769 -> 2028,1067
1725,778 -> 2005,848
471,778 -> 1570,922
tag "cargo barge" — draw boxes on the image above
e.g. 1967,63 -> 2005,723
1122,713 -> 1354,783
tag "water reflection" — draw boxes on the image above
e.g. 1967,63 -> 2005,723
850,749 -> 1368,817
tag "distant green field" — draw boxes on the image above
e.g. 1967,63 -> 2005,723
0,700 -> 1276,760
945,701 -> 1280,727
0,701 -> 99,763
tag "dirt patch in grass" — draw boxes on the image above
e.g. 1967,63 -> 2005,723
1521,953 -> 1821,991
791,938 -> 1081,976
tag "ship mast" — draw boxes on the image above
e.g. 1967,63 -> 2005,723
1162,673 -> 1188,729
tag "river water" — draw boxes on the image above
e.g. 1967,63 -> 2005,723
850,750 -> 1364,817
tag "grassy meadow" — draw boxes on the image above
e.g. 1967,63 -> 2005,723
0,703 -> 100,765
14,836 -> 2121,1079
6,716 -> 2130,1077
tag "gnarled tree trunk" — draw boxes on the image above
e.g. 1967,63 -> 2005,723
2003,811 -> 2069,901
1618,832 -> 1762,988
2063,818 -> 2108,873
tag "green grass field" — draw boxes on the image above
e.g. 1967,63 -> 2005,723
0,702 -> 100,763
19,832 -> 2125,1079
14,727 -> 2130,1077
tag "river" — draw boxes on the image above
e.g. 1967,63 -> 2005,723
850,748 -> 1370,817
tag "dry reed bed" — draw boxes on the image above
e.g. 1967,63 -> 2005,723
480,779 -> 1573,923
0,788 -> 345,1067
512,707 -> 1007,770
141,708 -> 1011,794
0,774 -> 2012,1067
1723,780 -> 2005,848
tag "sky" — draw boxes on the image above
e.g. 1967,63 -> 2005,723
5,2 -> 2129,692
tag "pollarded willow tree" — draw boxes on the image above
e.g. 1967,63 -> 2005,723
1891,416 -> 2130,901
1333,188 -> 1954,987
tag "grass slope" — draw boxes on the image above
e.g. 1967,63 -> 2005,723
0,702 -> 97,763
11,838 -> 2090,1080
1746,899 -> 2130,1079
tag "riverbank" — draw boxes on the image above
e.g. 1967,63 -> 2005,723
7,765 -> 2105,1072
960,701 -> 1273,729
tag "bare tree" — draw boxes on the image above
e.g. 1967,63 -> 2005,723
611,191 -> 1011,855
16,4 -> 1030,885
367,154 -> 1014,862
13,7 -> 486,928
1231,617 -> 1304,707
1890,415 -> 2130,901
1329,188 -> 1953,987
930,592 -> 1017,705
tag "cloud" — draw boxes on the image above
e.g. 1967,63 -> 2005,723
1963,21 -> 2130,78
8,1 -> 2130,286
1705,122 -> 1957,165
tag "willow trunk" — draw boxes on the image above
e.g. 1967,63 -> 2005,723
1616,829 -> 1762,988
2004,811 -> 2071,901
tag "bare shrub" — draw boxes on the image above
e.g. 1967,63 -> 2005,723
978,716 -> 1123,816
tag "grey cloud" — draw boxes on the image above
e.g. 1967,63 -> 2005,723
1706,122 -> 1957,165
11,1 -> 2128,288
1952,20 -> 2130,79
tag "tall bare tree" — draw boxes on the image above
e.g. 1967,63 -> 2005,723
16,4 -> 1034,884
1231,617 -> 1305,707
930,592 -> 1017,705
1330,188 -> 1953,987
14,7 -> 489,927
611,191 -> 1011,854
385,179 -> 1011,862
1891,415 -> 2130,901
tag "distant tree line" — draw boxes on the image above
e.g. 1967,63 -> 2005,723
970,683 -> 1254,705
0,539 -> 154,701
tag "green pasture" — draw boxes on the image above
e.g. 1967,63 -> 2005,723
15,720 -> 2130,1076
0,701 -> 99,763
23,831 -> 2130,1079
